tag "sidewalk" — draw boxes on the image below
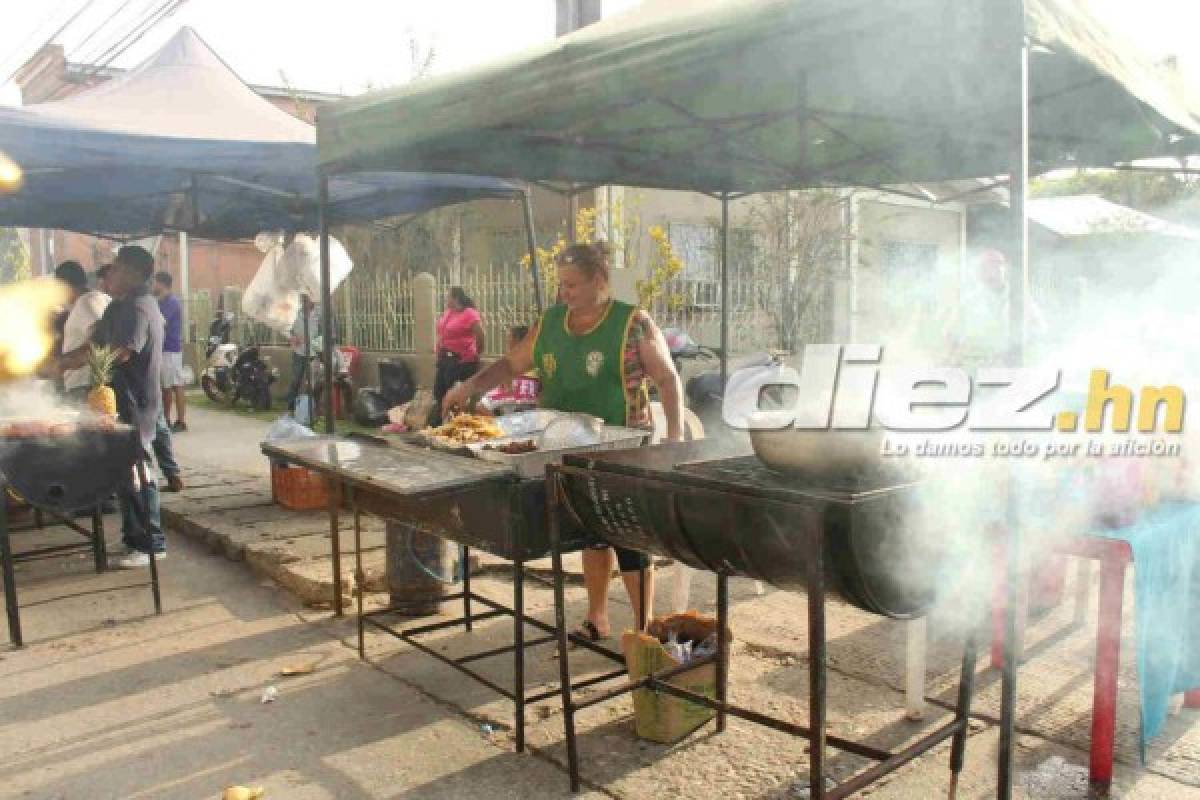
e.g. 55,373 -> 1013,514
86,405 -> 1198,798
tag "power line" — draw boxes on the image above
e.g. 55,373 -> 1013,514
0,0 -> 73,80
44,0 -> 188,102
71,0 -> 145,65
1,0 -> 100,86
77,0 -> 176,69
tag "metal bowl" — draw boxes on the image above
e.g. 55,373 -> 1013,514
748,411 -> 885,476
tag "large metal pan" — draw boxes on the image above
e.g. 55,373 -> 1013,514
748,410 -> 886,477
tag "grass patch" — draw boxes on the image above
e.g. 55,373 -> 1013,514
185,390 -> 377,435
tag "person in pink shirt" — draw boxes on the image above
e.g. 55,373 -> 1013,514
433,287 -> 485,424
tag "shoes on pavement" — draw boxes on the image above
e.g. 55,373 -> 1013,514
171,421 -> 188,433
112,551 -> 166,569
164,474 -> 185,493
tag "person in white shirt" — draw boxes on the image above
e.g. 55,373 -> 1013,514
54,260 -> 111,401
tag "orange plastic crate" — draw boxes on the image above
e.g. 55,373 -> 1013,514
271,463 -> 340,511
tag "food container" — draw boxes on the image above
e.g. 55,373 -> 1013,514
469,425 -> 649,479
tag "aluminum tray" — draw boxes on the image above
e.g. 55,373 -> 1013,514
468,425 -> 649,479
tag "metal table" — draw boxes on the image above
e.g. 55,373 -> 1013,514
547,440 -> 981,798
261,434 -> 633,752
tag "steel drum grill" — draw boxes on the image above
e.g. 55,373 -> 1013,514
0,426 -> 141,512
559,446 -> 937,619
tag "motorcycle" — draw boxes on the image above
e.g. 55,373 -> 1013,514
663,328 -> 781,434
200,311 -> 277,410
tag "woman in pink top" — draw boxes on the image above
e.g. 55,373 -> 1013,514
433,287 -> 485,424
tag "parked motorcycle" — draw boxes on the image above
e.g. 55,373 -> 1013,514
663,328 -> 780,434
200,311 -> 277,410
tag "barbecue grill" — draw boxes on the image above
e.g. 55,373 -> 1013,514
261,431 -> 650,753
0,420 -> 161,647
546,440 -> 981,798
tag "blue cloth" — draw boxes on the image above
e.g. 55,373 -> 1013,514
1093,502 -> 1200,757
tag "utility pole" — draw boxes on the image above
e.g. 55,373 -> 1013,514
555,0 -> 602,241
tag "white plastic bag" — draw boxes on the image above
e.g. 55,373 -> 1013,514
275,234 -> 353,298
242,244 -> 300,335
265,415 -> 315,443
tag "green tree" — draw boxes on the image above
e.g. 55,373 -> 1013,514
1032,168 -> 1200,225
0,228 -> 30,283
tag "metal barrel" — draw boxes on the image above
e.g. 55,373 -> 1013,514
384,521 -> 456,616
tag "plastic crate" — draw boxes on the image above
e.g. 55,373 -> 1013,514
271,463 -> 339,511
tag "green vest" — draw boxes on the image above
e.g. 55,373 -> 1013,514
533,299 -> 640,426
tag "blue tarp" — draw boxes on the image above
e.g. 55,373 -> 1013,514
1095,502 -> 1200,757
0,28 -> 517,239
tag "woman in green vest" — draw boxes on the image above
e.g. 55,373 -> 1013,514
442,242 -> 684,638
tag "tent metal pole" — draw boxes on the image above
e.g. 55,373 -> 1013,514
318,173 -> 336,435
998,9 -> 1030,800
719,192 -> 730,386
521,191 -> 545,313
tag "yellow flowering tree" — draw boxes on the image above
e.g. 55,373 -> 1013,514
522,200 -> 685,310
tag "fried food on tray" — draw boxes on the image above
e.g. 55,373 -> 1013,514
423,413 -> 504,444
483,439 -> 538,454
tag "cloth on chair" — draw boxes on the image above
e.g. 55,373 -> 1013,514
1094,501 -> 1200,756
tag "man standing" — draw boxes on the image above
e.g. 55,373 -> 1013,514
63,246 -> 166,568
153,271 -> 187,432
53,261 -> 110,403
285,295 -> 321,413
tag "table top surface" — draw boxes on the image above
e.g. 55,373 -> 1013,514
262,436 -> 512,498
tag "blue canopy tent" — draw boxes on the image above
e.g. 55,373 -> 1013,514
0,27 -> 535,443
0,28 -> 522,239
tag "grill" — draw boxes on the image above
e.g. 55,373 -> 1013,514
558,445 -> 934,619
546,441 -> 981,798
1,424 -> 142,512
1,421 -> 160,647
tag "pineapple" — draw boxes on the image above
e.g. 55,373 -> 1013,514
87,345 -> 118,417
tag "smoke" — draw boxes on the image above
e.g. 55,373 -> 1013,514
750,212 -> 1200,637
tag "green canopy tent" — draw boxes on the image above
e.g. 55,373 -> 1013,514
314,1 -> 1200,797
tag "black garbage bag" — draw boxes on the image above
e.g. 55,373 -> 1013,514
379,359 -> 416,408
353,387 -> 392,427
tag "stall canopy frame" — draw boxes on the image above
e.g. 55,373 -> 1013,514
315,1 -> 1200,796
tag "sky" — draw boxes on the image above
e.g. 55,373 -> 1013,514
0,0 -> 1198,107
0,0 -> 644,105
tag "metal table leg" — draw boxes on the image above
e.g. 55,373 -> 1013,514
329,476 -> 343,616
1,494 -> 21,647
948,623 -> 979,799
352,487 -> 365,660
91,505 -> 107,573
716,573 -> 729,733
463,545 -> 474,632
807,527 -> 828,800
548,473 -> 582,793
514,546 -> 526,753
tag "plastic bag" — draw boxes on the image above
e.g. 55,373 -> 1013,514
265,415 -> 315,442
275,234 -> 353,298
242,244 -> 300,335
293,395 -> 315,427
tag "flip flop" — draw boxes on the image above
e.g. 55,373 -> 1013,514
568,620 -> 610,649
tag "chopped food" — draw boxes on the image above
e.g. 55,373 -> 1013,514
423,413 -> 505,445
483,439 -> 539,454
0,416 -> 115,438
